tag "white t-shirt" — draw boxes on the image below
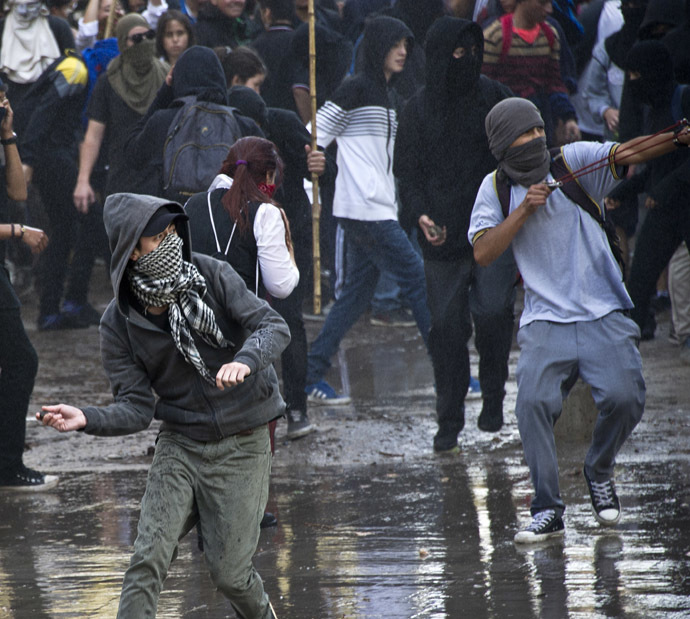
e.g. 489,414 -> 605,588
468,141 -> 632,327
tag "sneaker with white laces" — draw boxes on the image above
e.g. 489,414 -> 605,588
286,409 -> 315,440
514,509 -> 565,544
466,376 -> 482,401
584,469 -> 621,526
305,380 -> 352,405
0,465 -> 59,492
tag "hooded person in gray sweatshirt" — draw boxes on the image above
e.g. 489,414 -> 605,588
38,192 -> 288,618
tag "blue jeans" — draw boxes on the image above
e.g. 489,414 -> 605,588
307,219 -> 430,384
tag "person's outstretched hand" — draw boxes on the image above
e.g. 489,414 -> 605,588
38,404 -> 87,432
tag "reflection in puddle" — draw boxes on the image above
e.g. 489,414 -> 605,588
1,459 -> 689,618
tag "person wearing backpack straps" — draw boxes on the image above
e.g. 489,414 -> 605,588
482,0 -> 580,147
469,97 -> 690,544
124,45 -> 263,202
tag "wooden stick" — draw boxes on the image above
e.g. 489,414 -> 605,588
308,0 -> 322,315
104,0 -> 118,39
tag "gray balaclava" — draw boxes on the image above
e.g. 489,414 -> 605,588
485,97 -> 551,186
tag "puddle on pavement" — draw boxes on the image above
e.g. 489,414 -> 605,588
1,457 -> 689,618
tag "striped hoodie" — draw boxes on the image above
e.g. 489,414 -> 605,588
313,16 -> 413,222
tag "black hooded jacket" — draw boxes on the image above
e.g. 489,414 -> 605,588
124,47 -> 262,197
394,17 -> 512,261
662,0 -> 690,85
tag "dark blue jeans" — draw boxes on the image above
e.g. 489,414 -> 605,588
307,219 -> 430,384
0,266 -> 38,476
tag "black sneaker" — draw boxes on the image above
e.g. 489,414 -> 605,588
260,512 -> 278,528
62,300 -> 101,327
286,410 -> 315,440
584,469 -> 621,526
514,509 -> 565,544
433,431 -> 460,455
369,308 -> 416,328
0,466 -> 59,492
477,401 -> 503,433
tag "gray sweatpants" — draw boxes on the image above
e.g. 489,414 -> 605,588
515,311 -> 645,516
117,426 -> 272,619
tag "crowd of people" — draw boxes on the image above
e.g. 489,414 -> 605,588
1,0 -> 689,614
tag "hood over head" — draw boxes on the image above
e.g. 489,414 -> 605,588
172,46 -> 228,104
104,193 -> 192,314
227,85 -> 268,128
625,39 -> 676,106
360,15 -> 414,85
424,17 -> 483,105
485,97 -> 545,162
116,13 -> 149,53
638,0 -> 685,39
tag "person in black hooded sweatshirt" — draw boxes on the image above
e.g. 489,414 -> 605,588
124,45 -> 262,198
394,17 -> 514,452
620,41 -> 690,349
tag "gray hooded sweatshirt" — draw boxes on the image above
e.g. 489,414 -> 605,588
80,193 -> 290,441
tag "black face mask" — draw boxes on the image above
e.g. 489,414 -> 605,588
447,51 -> 481,96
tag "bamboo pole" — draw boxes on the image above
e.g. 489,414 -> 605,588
308,0 -> 322,316
104,0 -> 118,39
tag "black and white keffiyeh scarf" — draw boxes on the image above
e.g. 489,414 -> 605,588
127,233 -> 233,384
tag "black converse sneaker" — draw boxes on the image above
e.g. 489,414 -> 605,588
514,509 -> 565,544
584,469 -> 621,526
0,465 -> 59,492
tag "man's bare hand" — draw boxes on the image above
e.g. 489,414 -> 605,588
419,214 -> 447,246
73,180 -> 96,214
38,404 -> 87,432
216,362 -> 251,390
521,183 -> 551,215
675,125 -> 690,146
603,108 -> 619,133
645,196 -> 658,209
305,144 -> 326,176
22,225 -> 49,254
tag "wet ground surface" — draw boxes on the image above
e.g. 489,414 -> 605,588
3,271 -> 690,618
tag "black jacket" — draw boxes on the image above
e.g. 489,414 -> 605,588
395,17 -> 512,261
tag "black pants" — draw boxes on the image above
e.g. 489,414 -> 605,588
34,156 -> 101,318
271,225 -> 310,412
628,202 -> 690,331
0,267 -> 38,475
425,251 -> 516,435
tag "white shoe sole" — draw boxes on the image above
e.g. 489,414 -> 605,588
307,394 -> 351,406
287,424 -> 316,440
2,474 -> 59,492
514,528 -> 565,544
593,505 -> 621,526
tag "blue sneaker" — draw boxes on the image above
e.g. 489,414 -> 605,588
305,381 -> 351,405
467,376 -> 482,401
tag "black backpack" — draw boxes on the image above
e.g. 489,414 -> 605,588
162,96 -> 242,203
494,147 -> 626,278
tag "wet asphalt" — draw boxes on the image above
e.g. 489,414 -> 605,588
2,274 -> 690,618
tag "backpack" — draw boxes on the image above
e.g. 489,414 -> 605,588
499,13 -> 556,63
162,96 -> 243,203
493,147 -> 626,277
